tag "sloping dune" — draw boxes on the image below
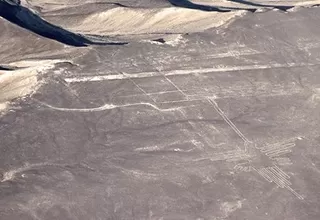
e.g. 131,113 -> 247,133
0,18 -> 59,113
1,0 -> 320,112
23,0 -> 171,12
0,17 -> 66,63
46,7 -> 244,36
39,0 -> 320,37
0,17 -> 79,113
0,60 -> 62,113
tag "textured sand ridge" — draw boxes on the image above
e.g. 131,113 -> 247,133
0,60 -> 63,113
1,0 -> 320,111
63,7 -> 243,36
38,0 -> 320,37
0,68 -> 38,112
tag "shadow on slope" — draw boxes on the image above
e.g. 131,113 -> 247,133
0,0 -> 127,47
0,65 -> 16,71
227,0 -> 294,11
168,0 -> 294,12
168,0 -> 234,12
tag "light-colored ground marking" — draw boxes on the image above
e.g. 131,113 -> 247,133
206,48 -> 261,59
258,137 -> 300,159
163,75 -> 189,99
35,100 -> 195,113
64,63 -> 319,83
1,162 -> 93,182
49,66 -> 308,201
123,72 -> 158,103
114,82 -> 304,101
207,98 -> 252,147
178,109 -> 220,151
253,166 -> 304,200
191,150 -> 250,163
203,98 -> 303,200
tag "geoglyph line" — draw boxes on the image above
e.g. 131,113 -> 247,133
257,168 -> 273,182
207,98 -> 251,145
210,150 -> 249,162
206,49 -> 261,59
274,165 -> 290,179
178,109 -> 220,151
191,150 -> 250,163
163,75 -> 189,99
64,63 -> 318,83
36,100 -> 192,113
255,166 -> 304,200
259,137 -> 300,159
125,74 -> 158,103
114,83 -> 303,100
37,74 -> 305,201
164,78 -> 226,152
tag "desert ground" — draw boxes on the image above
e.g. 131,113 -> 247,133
1,1 -> 320,219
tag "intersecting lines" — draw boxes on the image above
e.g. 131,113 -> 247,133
163,75 -> 189,98
46,65 -> 306,200
122,72 -> 158,103
124,72 -> 305,201
203,98 -> 304,200
64,63 -> 319,83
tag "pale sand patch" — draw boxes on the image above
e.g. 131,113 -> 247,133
0,68 -> 38,103
307,88 -> 320,106
220,200 -> 244,217
0,102 -> 8,111
0,60 -> 64,114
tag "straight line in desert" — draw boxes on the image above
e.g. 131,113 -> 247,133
64,63 -> 319,83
